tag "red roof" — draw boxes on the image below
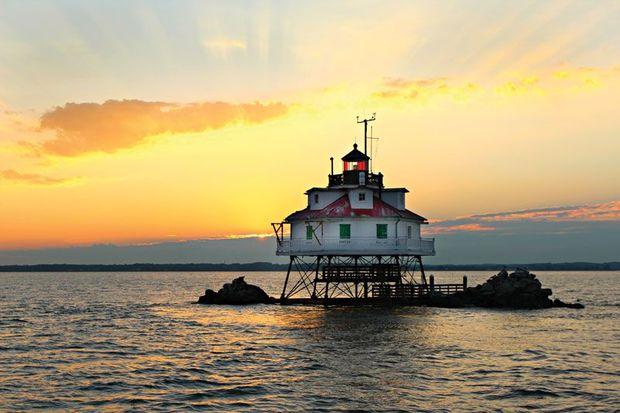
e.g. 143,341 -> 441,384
285,195 -> 427,222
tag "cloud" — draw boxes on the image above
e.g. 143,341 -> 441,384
0,236 -> 283,264
134,233 -> 274,246
0,101 -> 39,139
203,39 -> 247,57
0,169 -> 73,185
383,77 -> 447,89
426,223 -> 495,235
372,66 -> 619,103
373,76 -> 480,102
33,99 -> 288,156
427,201 -> 620,235
470,201 -> 620,223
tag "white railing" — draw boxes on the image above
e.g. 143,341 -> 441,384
276,237 -> 435,256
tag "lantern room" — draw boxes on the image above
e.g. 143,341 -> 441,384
340,143 -> 371,186
342,143 -> 369,171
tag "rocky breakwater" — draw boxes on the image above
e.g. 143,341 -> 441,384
429,268 -> 584,309
197,276 -> 275,305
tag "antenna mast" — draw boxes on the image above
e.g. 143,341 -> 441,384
368,126 -> 380,173
356,113 -> 376,156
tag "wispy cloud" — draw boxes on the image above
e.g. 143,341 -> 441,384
223,233 -> 273,240
470,201 -> 620,223
29,99 -> 288,157
135,233 -> 275,246
203,38 -> 247,57
372,66 -> 618,103
0,100 -> 39,139
0,169 -> 74,186
373,76 -> 481,102
427,201 -> 620,235
427,223 -> 495,235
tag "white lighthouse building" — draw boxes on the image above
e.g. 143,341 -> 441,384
272,116 -> 435,303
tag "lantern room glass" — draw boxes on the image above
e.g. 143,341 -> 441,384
343,161 -> 367,171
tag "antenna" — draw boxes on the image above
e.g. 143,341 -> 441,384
368,125 -> 380,173
356,113 -> 376,155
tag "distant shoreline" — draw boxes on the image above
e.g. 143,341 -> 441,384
0,262 -> 618,272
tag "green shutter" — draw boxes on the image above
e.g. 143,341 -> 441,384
376,224 -> 387,239
339,224 -> 351,239
306,225 -> 313,240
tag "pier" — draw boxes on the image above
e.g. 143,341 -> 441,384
277,274 -> 468,305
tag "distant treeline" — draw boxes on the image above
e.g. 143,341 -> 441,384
425,262 -> 620,271
0,262 -> 619,272
0,262 -> 285,272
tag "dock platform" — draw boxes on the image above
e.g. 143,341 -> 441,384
276,278 -> 468,306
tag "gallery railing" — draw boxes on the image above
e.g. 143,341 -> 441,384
276,236 -> 435,255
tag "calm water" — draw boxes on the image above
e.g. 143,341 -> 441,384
0,271 -> 618,412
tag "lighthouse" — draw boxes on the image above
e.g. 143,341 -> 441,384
272,116 -> 435,303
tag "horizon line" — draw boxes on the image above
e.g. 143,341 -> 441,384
1,261 -> 619,272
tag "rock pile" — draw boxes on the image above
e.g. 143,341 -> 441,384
428,268 -> 584,309
198,276 -> 274,305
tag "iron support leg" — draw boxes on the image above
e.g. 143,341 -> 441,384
324,282 -> 329,306
418,255 -> 428,291
311,256 -> 321,300
280,256 -> 294,302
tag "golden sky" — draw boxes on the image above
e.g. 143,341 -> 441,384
1,1 -> 619,250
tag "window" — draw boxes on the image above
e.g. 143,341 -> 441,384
306,225 -> 313,240
407,225 -> 412,239
314,194 -> 319,204
344,161 -> 367,171
339,224 -> 351,239
376,224 -> 387,239
358,192 -> 366,201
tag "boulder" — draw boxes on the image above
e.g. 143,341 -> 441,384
197,276 -> 274,305
427,268 -> 583,309
467,268 -> 555,308
553,298 -> 585,309
198,289 -> 221,304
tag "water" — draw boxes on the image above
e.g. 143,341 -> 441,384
0,271 -> 618,412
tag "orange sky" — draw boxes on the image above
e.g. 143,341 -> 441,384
1,1 -> 619,250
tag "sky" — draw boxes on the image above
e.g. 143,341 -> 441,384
0,0 -> 619,264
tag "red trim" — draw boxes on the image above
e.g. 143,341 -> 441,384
286,195 -> 427,222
